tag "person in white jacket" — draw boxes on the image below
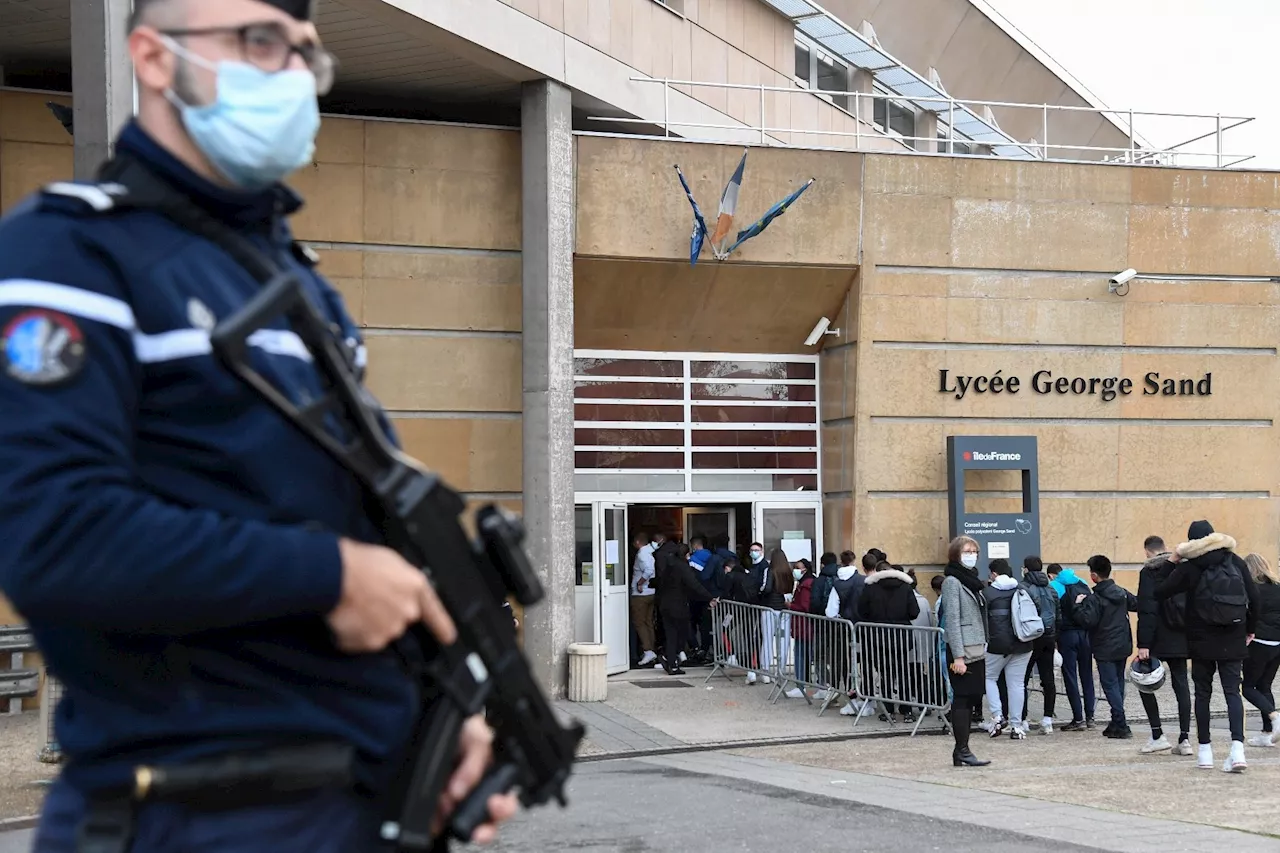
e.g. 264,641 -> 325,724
826,559 -> 869,717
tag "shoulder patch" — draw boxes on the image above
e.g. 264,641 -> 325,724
1,309 -> 88,386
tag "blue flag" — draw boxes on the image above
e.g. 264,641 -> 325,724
722,178 -> 816,256
675,165 -> 709,266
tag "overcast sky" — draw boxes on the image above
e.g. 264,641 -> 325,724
981,0 -> 1276,169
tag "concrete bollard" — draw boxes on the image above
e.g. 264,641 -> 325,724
566,642 -> 608,703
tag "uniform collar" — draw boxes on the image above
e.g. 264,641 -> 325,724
115,121 -> 304,228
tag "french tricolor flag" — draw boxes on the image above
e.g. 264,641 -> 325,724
710,149 -> 748,249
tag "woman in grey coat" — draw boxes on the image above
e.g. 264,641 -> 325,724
941,535 -> 990,767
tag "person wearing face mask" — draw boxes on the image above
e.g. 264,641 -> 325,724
0,1 -> 518,850
785,560 -> 817,698
940,536 -> 991,767
742,542 -> 770,685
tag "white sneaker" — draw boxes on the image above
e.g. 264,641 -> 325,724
1197,743 -> 1214,769
785,687 -> 805,699
813,689 -> 832,702
762,675 -> 772,685
1040,717 -> 1053,735
725,654 -> 738,667
638,650 -> 657,667
1224,740 -> 1247,773
1141,735 -> 1172,754
860,701 -> 876,717
746,671 -> 757,685
840,702 -> 858,716
1247,734 -> 1276,748
1175,739 -> 1194,756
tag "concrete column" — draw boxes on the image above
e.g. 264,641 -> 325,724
916,111 -> 939,153
71,0 -> 133,179
520,79 -> 576,697
850,69 -> 874,126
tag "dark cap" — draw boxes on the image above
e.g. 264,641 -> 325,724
262,0 -> 314,20
1187,520 -> 1214,540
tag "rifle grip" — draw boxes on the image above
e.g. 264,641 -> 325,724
448,763 -> 521,842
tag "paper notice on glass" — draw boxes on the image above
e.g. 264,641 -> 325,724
988,542 -> 1010,559
781,538 -> 812,562
782,530 -> 805,540
606,540 -> 620,564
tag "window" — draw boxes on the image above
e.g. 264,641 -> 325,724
936,121 -> 974,155
651,0 -> 683,12
873,89 -> 916,145
572,352 -> 820,494
793,37 -> 849,111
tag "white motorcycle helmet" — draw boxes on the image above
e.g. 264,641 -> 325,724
1128,658 -> 1167,694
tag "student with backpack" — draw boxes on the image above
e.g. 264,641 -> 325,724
1054,564 -> 1098,731
1072,555 -> 1138,739
826,554 -> 867,716
982,559 -> 1036,739
1021,556 -> 1060,735
1136,535 -> 1193,755
1157,520 -> 1259,772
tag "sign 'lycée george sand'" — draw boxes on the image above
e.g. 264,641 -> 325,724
938,370 -> 1213,401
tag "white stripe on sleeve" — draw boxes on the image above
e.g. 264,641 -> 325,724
0,280 -> 137,330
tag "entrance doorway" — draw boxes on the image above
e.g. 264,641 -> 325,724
573,499 -> 821,673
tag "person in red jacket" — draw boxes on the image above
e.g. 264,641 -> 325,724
785,560 -> 817,699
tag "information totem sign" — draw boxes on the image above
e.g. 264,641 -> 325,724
947,436 -> 1040,580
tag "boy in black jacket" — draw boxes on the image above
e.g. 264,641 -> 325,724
1074,555 -> 1138,739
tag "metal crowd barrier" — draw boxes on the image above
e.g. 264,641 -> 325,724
768,608 -> 857,715
850,622 -> 949,736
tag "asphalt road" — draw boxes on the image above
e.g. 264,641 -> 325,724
489,758 -> 1105,853
0,758 -> 1107,853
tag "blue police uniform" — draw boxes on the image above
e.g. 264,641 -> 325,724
0,122 -> 416,850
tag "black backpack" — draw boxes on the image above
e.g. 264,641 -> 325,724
1194,560 -> 1249,627
810,572 -> 835,616
1161,591 -> 1188,631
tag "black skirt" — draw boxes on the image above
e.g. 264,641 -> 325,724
950,656 -> 986,699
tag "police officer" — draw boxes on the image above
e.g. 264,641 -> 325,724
0,0 -> 517,850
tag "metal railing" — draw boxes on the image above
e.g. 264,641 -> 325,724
849,622 -> 949,735
586,78 -> 1255,170
704,600 -> 948,735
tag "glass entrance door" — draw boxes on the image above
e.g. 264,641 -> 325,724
573,502 -> 631,675
753,502 -> 821,565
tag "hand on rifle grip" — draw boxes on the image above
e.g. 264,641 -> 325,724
435,715 -> 518,845
449,762 -> 522,843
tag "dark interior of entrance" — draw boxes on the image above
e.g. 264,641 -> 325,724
629,503 -> 752,558
626,503 -> 752,670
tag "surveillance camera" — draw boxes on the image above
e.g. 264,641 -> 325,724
1109,269 -> 1137,286
804,317 -> 839,348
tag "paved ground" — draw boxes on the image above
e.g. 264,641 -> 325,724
489,758 -> 1103,853
737,720 -> 1280,839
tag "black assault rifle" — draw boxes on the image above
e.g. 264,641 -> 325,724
208,272 -> 584,848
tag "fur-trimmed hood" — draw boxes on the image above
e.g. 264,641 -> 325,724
1143,551 -> 1173,571
1176,532 -> 1237,561
864,568 -> 913,587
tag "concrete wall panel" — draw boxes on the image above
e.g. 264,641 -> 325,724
1129,205 -> 1280,277
394,417 -> 524,492
365,336 -> 522,412
360,252 -> 523,332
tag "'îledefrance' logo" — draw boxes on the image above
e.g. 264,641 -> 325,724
2,309 -> 87,386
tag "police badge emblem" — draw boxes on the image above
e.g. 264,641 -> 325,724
1,309 -> 87,386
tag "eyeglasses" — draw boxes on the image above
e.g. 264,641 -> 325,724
161,22 -> 338,95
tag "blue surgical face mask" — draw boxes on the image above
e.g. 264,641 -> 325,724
792,568 -> 804,581
163,38 -> 320,190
